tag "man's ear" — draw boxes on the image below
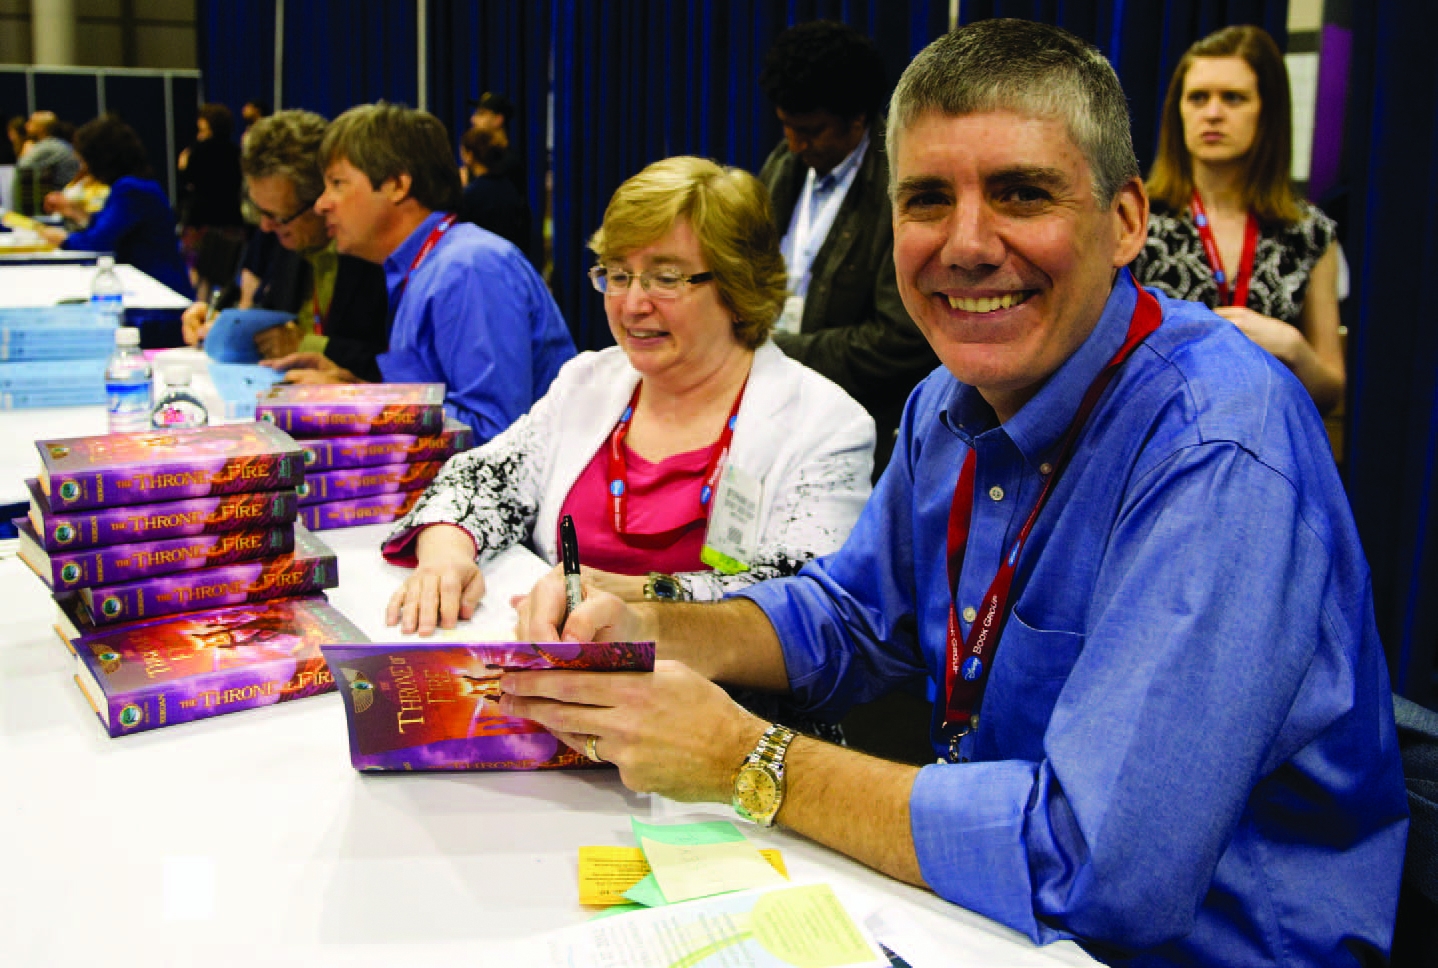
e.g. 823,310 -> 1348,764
1110,176 -> 1150,268
385,172 -> 414,204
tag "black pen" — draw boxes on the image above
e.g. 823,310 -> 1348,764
559,514 -> 583,624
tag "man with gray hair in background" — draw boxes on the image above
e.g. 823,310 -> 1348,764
502,19 -> 1407,965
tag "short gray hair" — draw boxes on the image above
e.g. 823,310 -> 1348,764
241,109 -> 328,204
886,19 -> 1139,206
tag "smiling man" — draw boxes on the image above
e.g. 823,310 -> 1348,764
302,102 -> 574,442
503,19 -> 1407,966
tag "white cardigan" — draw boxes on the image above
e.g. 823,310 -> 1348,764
388,341 -> 876,601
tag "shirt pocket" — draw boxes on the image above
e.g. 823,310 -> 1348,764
978,610 -> 1084,761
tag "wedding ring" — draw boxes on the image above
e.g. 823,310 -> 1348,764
585,734 -> 603,763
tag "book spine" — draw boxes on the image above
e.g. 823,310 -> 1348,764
47,526 -> 295,591
257,402 -> 446,438
0,345 -> 113,361
299,433 -> 464,471
34,490 -> 299,551
88,658 -> 336,737
51,452 -> 304,512
298,461 -> 442,506
298,490 -> 423,531
0,360 -> 108,386
84,551 -> 338,625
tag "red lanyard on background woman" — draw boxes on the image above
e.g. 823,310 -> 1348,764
940,283 -> 1163,760
390,214 -> 457,314
1190,191 -> 1259,308
310,285 -> 329,337
606,381 -> 747,540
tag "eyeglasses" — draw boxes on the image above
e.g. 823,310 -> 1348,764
253,199 -> 317,227
589,265 -> 714,298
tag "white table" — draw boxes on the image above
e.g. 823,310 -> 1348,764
0,407 -> 1097,967
0,262 -> 192,310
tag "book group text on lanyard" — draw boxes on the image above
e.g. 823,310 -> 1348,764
941,283 -> 1162,762
606,381 -> 747,538
1190,191 -> 1258,308
391,214 -> 457,314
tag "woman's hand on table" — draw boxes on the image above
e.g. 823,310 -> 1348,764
385,525 -> 484,636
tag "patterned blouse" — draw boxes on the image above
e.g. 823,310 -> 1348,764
1132,201 -> 1336,327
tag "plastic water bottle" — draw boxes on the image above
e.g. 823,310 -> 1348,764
150,362 -> 208,430
104,327 -> 152,434
90,254 -> 124,328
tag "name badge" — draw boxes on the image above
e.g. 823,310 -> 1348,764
775,295 -> 804,336
701,463 -> 762,575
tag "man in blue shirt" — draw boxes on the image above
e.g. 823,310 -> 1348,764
297,102 -> 574,442
503,20 -> 1407,965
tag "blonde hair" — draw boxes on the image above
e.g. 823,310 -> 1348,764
589,157 -> 787,349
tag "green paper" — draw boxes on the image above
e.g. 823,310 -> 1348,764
621,873 -> 668,907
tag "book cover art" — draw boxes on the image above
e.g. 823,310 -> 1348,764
27,479 -> 298,551
36,423 -> 303,511
78,526 -> 337,625
321,641 -> 656,772
298,418 -> 474,471
299,490 -> 423,531
255,383 -> 446,438
297,461 -> 442,506
16,517 -> 293,591
71,596 -> 367,737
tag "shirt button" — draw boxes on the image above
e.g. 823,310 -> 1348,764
962,606 -> 977,623
1039,462 -> 1053,476
988,485 -> 1005,502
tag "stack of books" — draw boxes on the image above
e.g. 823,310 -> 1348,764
0,306 -> 118,409
255,383 -> 470,530
13,423 -> 359,736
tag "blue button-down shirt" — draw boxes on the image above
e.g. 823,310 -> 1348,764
741,272 -> 1408,964
779,132 -> 868,299
380,213 -> 575,442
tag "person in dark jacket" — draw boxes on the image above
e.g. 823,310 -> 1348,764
458,125 -> 531,258
40,114 -> 193,297
757,20 -> 937,473
177,103 -> 245,278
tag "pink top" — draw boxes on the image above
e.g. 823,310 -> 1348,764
557,440 -> 711,576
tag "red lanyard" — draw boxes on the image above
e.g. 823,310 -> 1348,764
391,214 -> 457,312
606,381 -> 747,538
310,285 -> 328,337
1190,191 -> 1259,308
941,284 -> 1162,750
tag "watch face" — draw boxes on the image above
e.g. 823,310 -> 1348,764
647,574 -> 683,601
735,764 -> 778,816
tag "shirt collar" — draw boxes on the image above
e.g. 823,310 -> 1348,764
814,131 -> 869,193
383,211 -> 448,294
940,270 -> 1140,470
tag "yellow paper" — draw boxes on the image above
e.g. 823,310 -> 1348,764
578,846 -> 787,906
639,835 -> 788,904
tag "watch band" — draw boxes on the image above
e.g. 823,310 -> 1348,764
732,723 -> 797,827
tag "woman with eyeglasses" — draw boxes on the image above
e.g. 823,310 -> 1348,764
1132,25 -> 1343,414
382,155 -> 875,632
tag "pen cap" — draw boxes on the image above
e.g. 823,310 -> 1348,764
560,515 -> 580,573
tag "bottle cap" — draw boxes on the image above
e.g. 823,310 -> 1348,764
97,255 -> 115,270
161,362 -> 192,385
114,326 -> 140,346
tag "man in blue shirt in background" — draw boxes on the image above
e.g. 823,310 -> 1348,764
286,102 -> 573,443
504,19 -> 1408,966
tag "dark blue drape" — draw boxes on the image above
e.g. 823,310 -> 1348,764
427,1 -> 552,252
196,0 -> 277,119
550,0 -> 948,352
1342,0 -> 1438,708
282,0 -> 418,120
958,1 -> 1288,174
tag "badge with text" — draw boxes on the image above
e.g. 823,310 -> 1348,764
701,463 -> 762,575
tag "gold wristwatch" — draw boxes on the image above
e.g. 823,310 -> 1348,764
732,723 -> 797,827
643,572 -> 686,602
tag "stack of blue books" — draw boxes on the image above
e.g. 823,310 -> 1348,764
0,306 -> 118,409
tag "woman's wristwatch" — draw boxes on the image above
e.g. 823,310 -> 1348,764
643,572 -> 687,602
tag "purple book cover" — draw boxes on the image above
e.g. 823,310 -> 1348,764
255,383 -> 446,438
35,423 -> 303,511
297,461 -> 442,506
299,490 -> 423,531
27,479 -> 298,551
72,596 -> 367,737
321,641 -> 656,772
298,418 -> 473,471
79,527 -> 337,625
17,517 -> 294,591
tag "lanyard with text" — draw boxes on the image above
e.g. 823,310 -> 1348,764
1190,191 -> 1259,308
606,381 -> 747,539
390,214 -> 457,314
941,284 -> 1162,759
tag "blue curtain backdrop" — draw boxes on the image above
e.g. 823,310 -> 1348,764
195,0 -> 277,119
427,1 -> 552,258
282,0 -> 418,120
549,0 -> 949,352
1342,0 -> 1438,708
